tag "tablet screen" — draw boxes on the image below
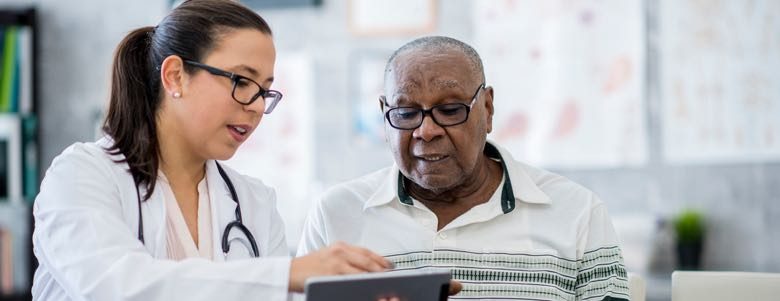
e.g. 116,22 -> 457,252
305,269 -> 451,301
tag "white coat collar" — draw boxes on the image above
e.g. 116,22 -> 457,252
205,160 -> 240,261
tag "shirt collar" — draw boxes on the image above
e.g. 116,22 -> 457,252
363,141 -> 552,212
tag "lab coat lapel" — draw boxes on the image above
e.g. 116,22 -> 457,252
143,184 -> 167,258
205,160 -> 237,262
104,140 -> 167,258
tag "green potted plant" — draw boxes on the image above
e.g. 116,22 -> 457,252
674,209 -> 705,270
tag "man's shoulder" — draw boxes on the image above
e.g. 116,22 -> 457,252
318,166 -> 395,207
508,159 -> 603,208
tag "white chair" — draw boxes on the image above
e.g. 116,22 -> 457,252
672,271 -> 780,301
628,273 -> 646,301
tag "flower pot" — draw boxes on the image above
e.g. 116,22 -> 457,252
676,240 -> 702,270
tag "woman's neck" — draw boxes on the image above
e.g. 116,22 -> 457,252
157,118 -> 206,186
159,152 -> 206,186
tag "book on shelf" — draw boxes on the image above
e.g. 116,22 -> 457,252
0,25 -> 33,114
0,226 -> 13,295
22,115 -> 36,202
0,21 -> 36,204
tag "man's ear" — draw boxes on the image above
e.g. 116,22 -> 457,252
379,95 -> 389,142
379,95 -> 387,112
484,86 -> 495,133
160,55 -> 186,98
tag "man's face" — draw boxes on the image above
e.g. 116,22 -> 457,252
382,49 -> 494,193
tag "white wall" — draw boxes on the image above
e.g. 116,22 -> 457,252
7,0 -> 779,294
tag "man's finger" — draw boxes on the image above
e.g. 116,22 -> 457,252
448,280 -> 463,295
354,246 -> 393,269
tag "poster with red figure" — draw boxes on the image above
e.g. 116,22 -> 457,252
474,0 -> 647,168
660,0 -> 780,164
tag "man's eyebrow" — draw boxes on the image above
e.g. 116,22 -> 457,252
395,81 -> 421,95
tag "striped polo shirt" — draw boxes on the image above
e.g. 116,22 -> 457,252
298,142 -> 629,300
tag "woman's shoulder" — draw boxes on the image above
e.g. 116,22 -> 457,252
43,137 -> 130,187
213,162 -> 276,203
51,137 -> 119,169
37,138 -> 126,207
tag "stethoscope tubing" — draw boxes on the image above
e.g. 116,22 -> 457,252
134,162 -> 259,257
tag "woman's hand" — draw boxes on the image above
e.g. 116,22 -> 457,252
288,241 -> 392,292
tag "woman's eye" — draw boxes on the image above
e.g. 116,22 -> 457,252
235,79 -> 251,88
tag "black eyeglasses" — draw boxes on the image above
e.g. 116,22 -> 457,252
183,60 -> 283,114
382,83 -> 485,130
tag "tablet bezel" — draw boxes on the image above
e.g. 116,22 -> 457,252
304,269 -> 451,301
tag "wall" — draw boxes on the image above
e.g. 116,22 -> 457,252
261,0 -> 780,274
0,0 -> 166,169
12,0 -> 778,276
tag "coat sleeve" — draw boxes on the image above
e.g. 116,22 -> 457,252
32,144 -> 291,300
574,196 -> 631,301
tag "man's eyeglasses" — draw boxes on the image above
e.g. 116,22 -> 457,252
382,83 -> 485,130
183,60 -> 282,114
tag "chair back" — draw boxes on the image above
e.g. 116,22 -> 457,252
672,271 -> 780,301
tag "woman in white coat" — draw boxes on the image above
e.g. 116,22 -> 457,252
31,1 -> 391,300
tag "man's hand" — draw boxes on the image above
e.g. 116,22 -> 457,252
449,280 -> 463,295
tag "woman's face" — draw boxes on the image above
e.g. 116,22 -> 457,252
163,28 -> 276,161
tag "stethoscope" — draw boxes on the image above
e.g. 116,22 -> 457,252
134,161 -> 259,258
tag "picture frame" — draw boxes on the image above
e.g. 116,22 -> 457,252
348,0 -> 436,36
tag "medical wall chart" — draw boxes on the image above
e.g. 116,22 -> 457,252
660,0 -> 780,164
473,0 -> 647,168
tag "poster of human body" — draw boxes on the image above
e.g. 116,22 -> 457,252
474,0 -> 647,168
660,0 -> 780,163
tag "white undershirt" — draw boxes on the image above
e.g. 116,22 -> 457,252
158,172 -> 214,260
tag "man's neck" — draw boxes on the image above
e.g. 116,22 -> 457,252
408,156 -> 503,230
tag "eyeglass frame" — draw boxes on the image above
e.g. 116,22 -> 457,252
182,60 -> 283,114
381,83 -> 486,130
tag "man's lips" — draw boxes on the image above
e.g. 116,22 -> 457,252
414,154 -> 449,161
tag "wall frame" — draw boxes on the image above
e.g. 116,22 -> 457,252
348,0 -> 436,36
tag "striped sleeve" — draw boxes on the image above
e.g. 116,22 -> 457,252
575,201 -> 630,301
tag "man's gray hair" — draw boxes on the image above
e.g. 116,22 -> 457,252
384,36 -> 486,83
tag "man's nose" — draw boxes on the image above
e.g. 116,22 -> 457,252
412,113 -> 445,141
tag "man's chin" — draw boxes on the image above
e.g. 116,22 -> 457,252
411,175 -> 458,193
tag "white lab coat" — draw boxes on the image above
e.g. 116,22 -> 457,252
32,137 -> 291,300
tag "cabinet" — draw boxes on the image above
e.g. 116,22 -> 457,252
0,7 -> 37,300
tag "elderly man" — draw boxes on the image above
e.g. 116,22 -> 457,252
298,36 -> 629,300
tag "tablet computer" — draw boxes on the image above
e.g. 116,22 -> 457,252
305,269 -> 451,301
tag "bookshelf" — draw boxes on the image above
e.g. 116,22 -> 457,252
0,7 -> 37,300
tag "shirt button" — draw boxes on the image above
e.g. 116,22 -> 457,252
438,232 -> 448,239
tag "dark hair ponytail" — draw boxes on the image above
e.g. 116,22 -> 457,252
102,0 -> 272,200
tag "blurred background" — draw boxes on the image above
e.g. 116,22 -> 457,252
0,0 -> 778,300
